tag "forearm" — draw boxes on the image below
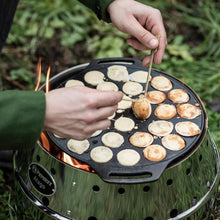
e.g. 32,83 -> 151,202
0,90 -> 45,150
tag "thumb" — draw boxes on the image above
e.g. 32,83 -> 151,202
124,16 -> 159,49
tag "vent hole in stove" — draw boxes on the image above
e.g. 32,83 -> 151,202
144,217 -> 154,220
88,217 -> 97,220
50,168 -> 56,175
170,209 -> 178,218
199,154 -> 203,161
92,185 -> 100,192
186,168 -> 191,175
143,185 -> 150,192
118,188 -> 125,194
167,179 -> 173,186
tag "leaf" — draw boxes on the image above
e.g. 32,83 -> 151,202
50,18 -> 65,28
25,23 -> 38,37
43,27 -> 55,39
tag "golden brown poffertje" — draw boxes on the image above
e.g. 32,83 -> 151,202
168,89 -> 189,103
132,97 -> 152,119
154,104 -> 177,119
129,132 -> 153,147
143,144 -> 167,162
177,103 -> 201,119
162,134 -> 185,151
146,90 -> 166,104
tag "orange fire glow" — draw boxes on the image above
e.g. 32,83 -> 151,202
40,132 -> 93,172
45,66 -> 51,93
35,58 -> 42,91
36,61 -> 93,172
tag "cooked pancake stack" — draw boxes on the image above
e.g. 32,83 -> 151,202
53,63 -> 204,169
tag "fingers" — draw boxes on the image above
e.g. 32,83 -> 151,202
142,55 -> 151,67
91,90 -> 123,108
123,15 -> 159,50
108,0 -> 167,65
127,38 -> 149,50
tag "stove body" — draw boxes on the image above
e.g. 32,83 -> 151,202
14,59 -> 220,220
14,131 -> 219,220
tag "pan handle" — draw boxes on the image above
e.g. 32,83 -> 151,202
94,161 -> 168,184
86,57 -> 142,68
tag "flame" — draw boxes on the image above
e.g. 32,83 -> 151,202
35,58 -> 42,91
34,58 -> 50,93
45,66 -> 51,93
40,132 -> 50,152
40,132 -> 93,172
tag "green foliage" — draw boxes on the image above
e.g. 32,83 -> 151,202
0,170 -> 16,220
166,35 -> 194,62
174,1 -> 220,59
7,0 -> 93,51
0,0 -> 219,217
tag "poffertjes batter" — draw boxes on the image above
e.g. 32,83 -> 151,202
117,149 -> 140,166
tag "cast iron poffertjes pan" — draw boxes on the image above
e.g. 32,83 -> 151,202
47,57 -> 207,184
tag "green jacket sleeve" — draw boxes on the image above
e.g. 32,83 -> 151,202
78,0 -> 114,22
0,90 -> 45,150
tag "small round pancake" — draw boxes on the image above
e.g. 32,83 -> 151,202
107,65 -> 129,81
90,146 -> 113,163
122,81 -> 143,96
168,89 -> 189,103
114,117 -> 135,132
177,103 -> 201,119
117,149 -> 140,166
129,132 -> 153,147
101,132 -> 124,148
146,90 -> 166,104
143,144 -> 167,162
117,95 -> 132,110
65,79 -> 84,87
175,121 -> 201,137
96,81 -> 119,91
129,70 -> 151,83
148,120 -> 174,136
132,97 -> 152,119
90,130 -> 102,138
162,134 -> 185,151
154,104 -> 177,119
67,139 -> 90,155
84,70 -> 104,86
151,75 -> 172,91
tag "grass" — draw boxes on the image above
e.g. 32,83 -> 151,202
0,0 -> 219,219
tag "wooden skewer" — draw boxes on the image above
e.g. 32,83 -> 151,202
144,35 -> 160,96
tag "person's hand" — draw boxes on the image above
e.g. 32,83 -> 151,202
107,0 -> 167,66
44,86 -> 123,140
